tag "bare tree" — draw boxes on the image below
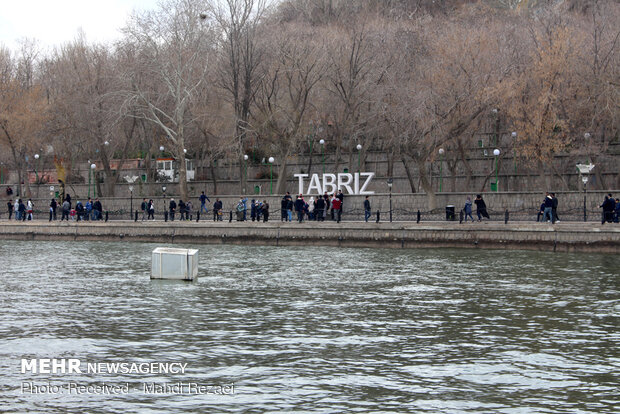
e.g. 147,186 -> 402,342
209,0 -> 268,194
119,0 -> 213,201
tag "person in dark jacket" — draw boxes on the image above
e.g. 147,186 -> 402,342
316,196 -> 325,221
213,198 -> 222,221
169,198 -> 177,221
551,193 -> 560,223
93,198 -> 103,220
463,196 -> 474,222
141,198 -> 148,221
75,201 -> 85,221
295,195 -> 305,222
7,200 -> 13,220
147,199 -> 155,220
537,201 -> 545,222
600,194 -> 615,224
178,199 -> 186,221
61,199 -> 70,221
614,198 -> 620,223
474,194 -> 489,221
542,193 -> 554,223
262,200 -> 269,222
49,198 -> 57,221
18,199 -> 26,221
250,199 -> 257,222
364,196 -> 371,222
280,195 -> 288,222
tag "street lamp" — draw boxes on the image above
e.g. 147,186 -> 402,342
356,144 -> 362,173
511,131 -> 517,175
576,163 -> 595,222
162,185 -> 167,220
33,153 -> 40,183
438,148 -> 444,192
268,157 -> 275,194
89,162 -> 96,198
493,149 -> 500,192
319,139 -> 325,174
128,185 -> 134,218
387,178 -> 393,223
243,154 -> 249,194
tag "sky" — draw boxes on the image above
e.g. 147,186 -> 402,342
0,0 -> 159,52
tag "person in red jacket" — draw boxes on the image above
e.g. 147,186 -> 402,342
331,193 -> 342,223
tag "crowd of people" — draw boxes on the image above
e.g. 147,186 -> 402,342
4,189 -> 620,224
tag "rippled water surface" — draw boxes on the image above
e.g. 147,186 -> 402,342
0,240 -> 618,413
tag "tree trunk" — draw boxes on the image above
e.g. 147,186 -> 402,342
401,155 -> 416,193
210,160 -> 218,195
417,160 -> 437,210
176,136 -> 188,201
275,160 -> 288,195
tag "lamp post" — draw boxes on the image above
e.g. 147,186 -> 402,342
128,185 -> 134,219
356,144 -> 362,173
33,154 -> 40,183
576,163 -> 595,222
387,178 -> 393,223
493,148 -> 500,192
162,185 -> 167,219
438,148 -> 444,192
511,132 -> 517,175
88,160 -> 92,198
243,154 -> 249,194
319,139 -> 325,174
268,157 -> 275,194
90,163 -> 96,198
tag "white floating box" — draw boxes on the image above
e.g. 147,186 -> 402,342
151,247 -> 198,280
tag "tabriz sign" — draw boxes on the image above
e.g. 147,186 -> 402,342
294,173 -> 375,195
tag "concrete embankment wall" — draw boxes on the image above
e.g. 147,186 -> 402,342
1,221 -> 618,253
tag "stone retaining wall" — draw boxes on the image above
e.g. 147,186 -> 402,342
1,221 -> 618,253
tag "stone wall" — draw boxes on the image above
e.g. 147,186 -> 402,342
1,221 -> 618,253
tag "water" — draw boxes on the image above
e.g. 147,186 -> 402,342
0,241 -> 618,413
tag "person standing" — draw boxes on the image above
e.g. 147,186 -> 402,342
316,196 -> 325,221
169,198 -> 177,221
186,201 -> 193,220
50,198 -> 57,221
551,193 -> 560,223
93,198 -> 103,221
26,199 -> 34,220
178,199 -> 186,221
250,199 -> 257,222
14,197 -> 19,220
474,194 -> 490,221
285,192 -> 293,222
463,196 -> 474,222
84,198 -> 93,221
600,194 -> 615,224
7,199 -> 13,220
308,196 -> 315,221
280,195 -> 287,222
614,198 -> 620,223
295,194 -> 305,223
331,194 -> 342,223
61,198 -> 70,221
236,198 -> 245,221
542,193 -> 554,223
336,190 -> 344,210
141,198 -> 148,221
147,199 -> 155,220
18,199 -> 26,221
262,200 -> 270,222
364,196 -> 371,222
199,191 -> 210,214
213,198 -> 222,221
